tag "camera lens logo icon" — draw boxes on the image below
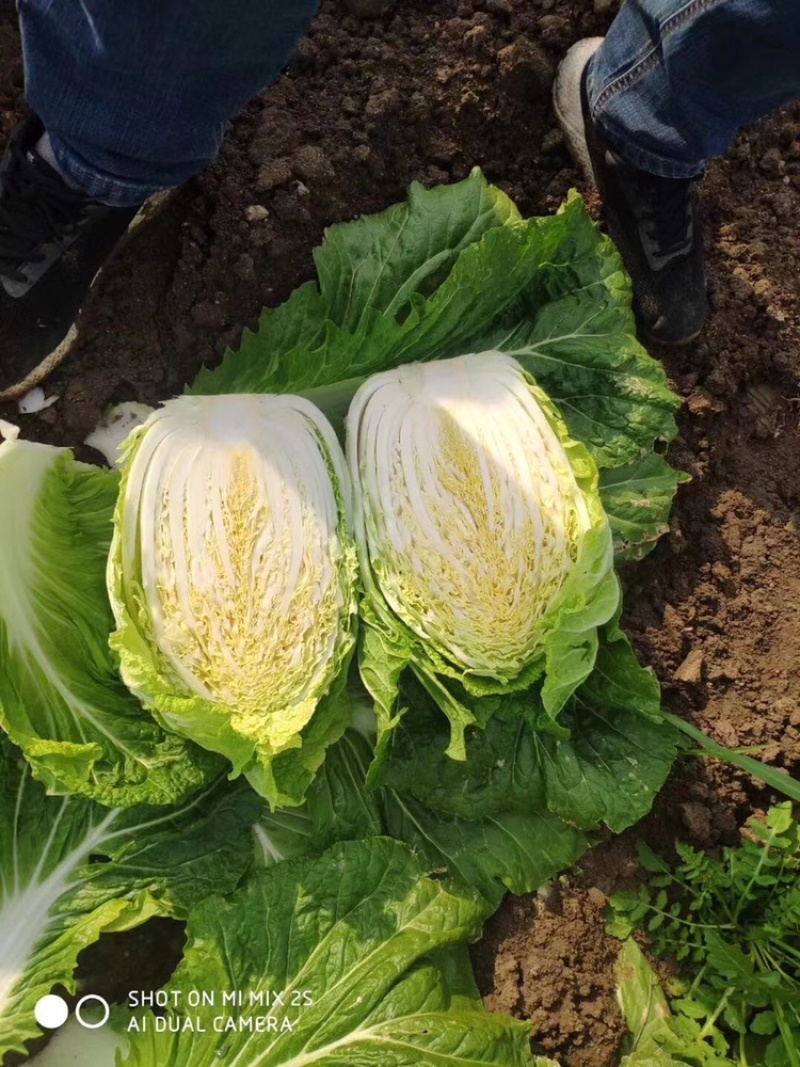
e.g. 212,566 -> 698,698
35,993 -> 110,1030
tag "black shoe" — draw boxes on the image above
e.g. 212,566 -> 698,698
553,38 -> 707,346
0,114 -> 142,400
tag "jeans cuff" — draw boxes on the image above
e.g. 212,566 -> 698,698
593,113 -> 706,180
48,133 -> 168,207
586,52 -> 706,181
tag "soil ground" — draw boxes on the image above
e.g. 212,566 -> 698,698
1,2 -> 799,1065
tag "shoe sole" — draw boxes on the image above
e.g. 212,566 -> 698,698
644,323 -> 703,348
552,37 -> 604,184
0,189 -> 175,403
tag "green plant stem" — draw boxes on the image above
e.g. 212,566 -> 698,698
681,746 -> 771,757
697,987 -> 733,1043
661,712 -> 800,803
752,944 -> 800,1067
738,1030 -> 748,1067
772,997 -> 800,1067
686,961 -> 709,999
774,939 -> 800,966
645,907 -> 736,934
734,824 -> 777,925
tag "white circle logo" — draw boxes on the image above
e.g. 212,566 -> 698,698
34,994 -> 69,1030
75,994 -> 110,1029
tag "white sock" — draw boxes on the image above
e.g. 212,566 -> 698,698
34,132 -> 86,194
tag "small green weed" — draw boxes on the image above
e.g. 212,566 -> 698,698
608,803 -> 800,1067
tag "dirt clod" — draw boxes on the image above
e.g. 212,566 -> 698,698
256,158 -> 292,192
674,649 -> 705,684
476,887 -> 625,1067
497,38 -> 553,101
292,144 -> 335,185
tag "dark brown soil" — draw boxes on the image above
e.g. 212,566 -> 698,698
2,2 -> 799,1065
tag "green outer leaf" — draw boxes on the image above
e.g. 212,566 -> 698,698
249,637 -> 670,907
599,456 -> 690,564
377,624 -> 677,834
616,940 -> 674,1057
503,304 -> 680,471
253,730 -> 383,867
379,682 -> 547,821
189,169 -> 557,399
0,737 -> 262,1061
115,838 -> 533,1067
614,940 -> 736,1067
0,438 -> 220,807
315,167 -> 518,328
492,195 -> 681,471
383,795 -> 587,910
354,361 -> 619,768
253,725 -> 584,910
539,614 -> 677,832
615,940 -> 694,1067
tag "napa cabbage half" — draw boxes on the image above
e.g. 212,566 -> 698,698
107,394 -> 358,807
347,351 -> 619,759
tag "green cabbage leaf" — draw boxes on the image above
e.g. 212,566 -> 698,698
253,621 -> 678,910
61,839 -> 534,1067
0,737 -> 261,1061
0,435 -> 220,807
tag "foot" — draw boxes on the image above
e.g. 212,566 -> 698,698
553,38 -> 707,346
0,115 -> 142,400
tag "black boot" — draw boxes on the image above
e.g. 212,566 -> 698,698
554,39 -> 707,346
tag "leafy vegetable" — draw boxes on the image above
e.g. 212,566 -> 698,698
255,726 -> 588,909
384,793 -> 588,910
107,395 -> 359,808
377,619 -> 679,834
190,170 -> 574,401
189,176 -> 681,498
615,939 -> 735,1066
111,838 -> 534,1067
348,351 -> 619,760
0,737 -> 261,1061
609,804 -> 800,1066
0,435 -> 220,807
599,456 -> 690,565
183,169 -> 689,803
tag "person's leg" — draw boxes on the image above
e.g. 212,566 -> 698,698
589,0 -> 800,179
0,0 -> 316,399
555,0 -> 800,345
18,0 -> 319,206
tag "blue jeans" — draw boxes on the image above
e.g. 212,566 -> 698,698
15,0 -> 800,204
17,0 -> 318,206
589,0 -> 800,179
